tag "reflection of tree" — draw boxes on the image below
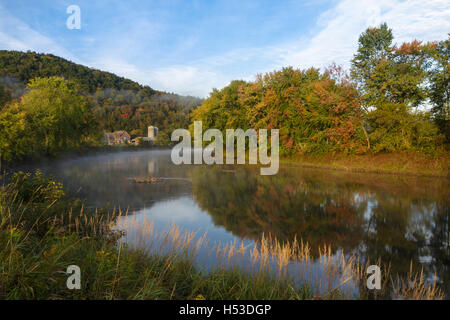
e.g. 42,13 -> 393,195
361,186 -> 449,291
363,194 -> 427,276
429,201 -> 449,294
192,165 -> 449,295
192,166 -> 367,257
24,152 -> 450,295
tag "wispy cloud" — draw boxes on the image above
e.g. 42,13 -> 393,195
0,4 -> 77,61
86,57 -> 226,97
277,0 -> 450,70
0,1 -> 448,98
138,0 -> 450,97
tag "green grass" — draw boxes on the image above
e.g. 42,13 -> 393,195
282,151 -> 449,177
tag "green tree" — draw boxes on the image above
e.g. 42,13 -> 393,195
0,84 -> 12,108
351,23 -> 394,108
19,77 -> 99,156
427,37 -> 449,142
351,23 -> 443,152
0,102 -> 27,169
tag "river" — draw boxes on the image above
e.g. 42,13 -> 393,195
20,149 -> 449,296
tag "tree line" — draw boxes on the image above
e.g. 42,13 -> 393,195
0,51 -> 203,165
0,77 -> 99,166
193,24 -> 449,155
0,24 -> 448,165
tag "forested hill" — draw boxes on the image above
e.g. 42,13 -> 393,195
0,50 -> 203,141
0,50 -> 149,94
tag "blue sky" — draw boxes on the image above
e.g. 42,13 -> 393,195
0,0 -> 449,97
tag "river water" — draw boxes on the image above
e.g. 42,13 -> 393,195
21,149 -> 449,296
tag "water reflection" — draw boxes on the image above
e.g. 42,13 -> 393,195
23,150 -> 449,295
192,165 -> 449,294
22,150 -> 192,210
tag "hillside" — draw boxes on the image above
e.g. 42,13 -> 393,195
0,50 -> 202,139
0,50 -> 148,94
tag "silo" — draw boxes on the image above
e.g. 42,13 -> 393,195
148,126 -> 155,138
148,126 -> 159,139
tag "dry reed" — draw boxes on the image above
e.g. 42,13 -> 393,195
115,213 -> 444,300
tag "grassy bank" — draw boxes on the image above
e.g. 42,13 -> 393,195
282,151 -> 449,177
0,171 -> 444,300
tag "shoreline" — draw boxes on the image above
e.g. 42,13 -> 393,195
280,152 -> 449,178
6,146 -> 449,179
3,144 -> 167,172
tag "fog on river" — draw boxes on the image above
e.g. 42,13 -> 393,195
19,149 -> 449,296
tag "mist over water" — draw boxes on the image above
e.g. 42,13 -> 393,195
19,149 -> 450,295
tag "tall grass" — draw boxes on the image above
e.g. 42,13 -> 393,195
117,212 -> 444,299
0,171 -> 444,300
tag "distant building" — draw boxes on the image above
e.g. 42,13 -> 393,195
104,131 -> 131,145
129,126 -> 159,145
138,125 -> 159,143
148,126 -> 158,139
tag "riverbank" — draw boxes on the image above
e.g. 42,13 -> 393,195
3,144 -> 167,173
0,170 -> 319,300
6,145 -> 449,179
282,152 -> 449,178
0,171 -> 443,300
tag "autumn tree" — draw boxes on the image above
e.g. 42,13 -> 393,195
193,67 -> 366,155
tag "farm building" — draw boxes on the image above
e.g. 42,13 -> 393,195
104,131 -> 131,145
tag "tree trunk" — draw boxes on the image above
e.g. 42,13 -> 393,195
362,124 -> 370,150
45,134 -> 49,155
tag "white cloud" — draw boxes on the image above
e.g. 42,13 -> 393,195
145,65 -> 227,97
0,5 -> 77,61
278,0 -> 450,70
161,0 -> 450,96
87,57 -> 228,97
0,1 -> 448,97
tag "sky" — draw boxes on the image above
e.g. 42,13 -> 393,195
0,0 -> 449,97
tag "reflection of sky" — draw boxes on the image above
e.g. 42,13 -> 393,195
123,196 -> 242,245
19,149 -> 448,296
117,196 -> 257,276
117,196 -> 358,296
